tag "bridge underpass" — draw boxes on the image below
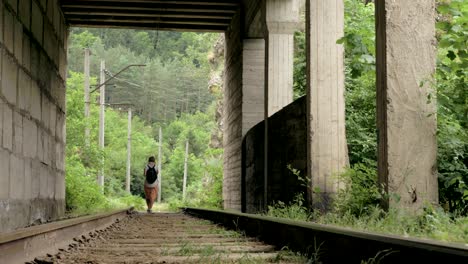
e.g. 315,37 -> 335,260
0,0 -> 447,262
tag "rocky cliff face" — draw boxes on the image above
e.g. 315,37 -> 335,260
208,35 -> 225,149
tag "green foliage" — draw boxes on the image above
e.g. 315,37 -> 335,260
337,0 -> 375,78
67,29 -> 218,124
314,206 -> 468,244
65,70 -> 155,213
107,195 -> 147,211
293,31 -> 306,99
65,154 -> 109,214
436,0 -> 468,214
334,164 -> 381,216
162,110 -> 223,209
266,194 -> 311,222
340,0 -> 377,166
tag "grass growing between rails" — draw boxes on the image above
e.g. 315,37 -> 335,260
265,164 -> 468,245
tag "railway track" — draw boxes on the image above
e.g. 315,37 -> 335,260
31,212 -> 303,263
1,208 -> 467,263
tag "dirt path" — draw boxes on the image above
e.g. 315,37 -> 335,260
31,212 -> 305,264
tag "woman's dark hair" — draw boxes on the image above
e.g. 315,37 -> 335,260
148,156 -> 155,162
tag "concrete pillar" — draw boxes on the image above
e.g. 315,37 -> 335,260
306,0 -> 348,209
0,0 -> 68,232
242,39 -> 265,137
264,0 -> 299,116
223,9 -> 243,210
376,0 -> 438,210
223,16 -> 266,211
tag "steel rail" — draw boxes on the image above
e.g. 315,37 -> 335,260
0,208 -> 132,264
183,207 -> 468,263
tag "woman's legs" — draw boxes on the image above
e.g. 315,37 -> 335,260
144,186 -> 157,212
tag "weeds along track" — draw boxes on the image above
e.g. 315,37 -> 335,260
31,212 -> 305,264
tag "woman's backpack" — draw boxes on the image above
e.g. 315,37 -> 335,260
146,166 -> 158,184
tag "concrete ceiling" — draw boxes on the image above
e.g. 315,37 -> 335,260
60,0 -> 241,32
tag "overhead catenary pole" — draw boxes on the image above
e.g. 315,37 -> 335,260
182,140 -> 189,201
98,60 -> 106,188
84,48 -> 91,147
126,108 -> 132,193
157,126 -> 162,203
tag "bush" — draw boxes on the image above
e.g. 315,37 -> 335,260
266,194 -> 311,221
65,154 -> 109,214
334,163 -> 382,216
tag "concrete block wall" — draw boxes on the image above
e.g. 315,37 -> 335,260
242,96 -> 308,213
0,0 -> 67,232
223,9 -> 243,210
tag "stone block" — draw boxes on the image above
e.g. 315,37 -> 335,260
56,82 -> 66,111
18,68 -> 31,111
49,136 -> 55,164
56,112 -> 64,142
31,160 -> 40,198
41,97 -> 50,130
39,51 -> 51,88
23,158 -> 31,199
49,104 -> 56,137
46,0 -> 54,20
42,133 -> 49,165
36,129 -> 44,162
50,73 -> 61,103
23,117 -> 37,158
31,0 -> 43,45
58,47 -> 66,80
53,0 -> 60,36
2,53 -> 18,104
47,168 -> 55,199
55,171 -> 65,200
30,81 -> 41,121
19,0 -> 31,30
39,162 -> 48,198
0,6 -> 4,43
0,148 -> 10,199
2,105 -> 13,151
14,19 -> 23,63
43,21 -> 54,61
9,154 -> 25,199
63,24 -> 69,49
55,141 -> 63,171
22,34 -> 31,71
0,102 -> 3,146
7,0 -> 17,14
13,111 -> 23,155
30,42 -> 39,79
4,9 -> 14,53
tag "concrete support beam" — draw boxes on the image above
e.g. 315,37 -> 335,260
375,0 -> 438,210
306,0 -> 348,209
263,0 -> 298,117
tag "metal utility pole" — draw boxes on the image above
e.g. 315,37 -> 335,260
84,48 -> 91,147
98,60 -> 106,188
182,140 -> 189,201
125,108 -> 132,193
157,126 -> 162,203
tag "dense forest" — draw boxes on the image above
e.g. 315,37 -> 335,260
65,0 -> 467,239
65,30 -> 224,213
